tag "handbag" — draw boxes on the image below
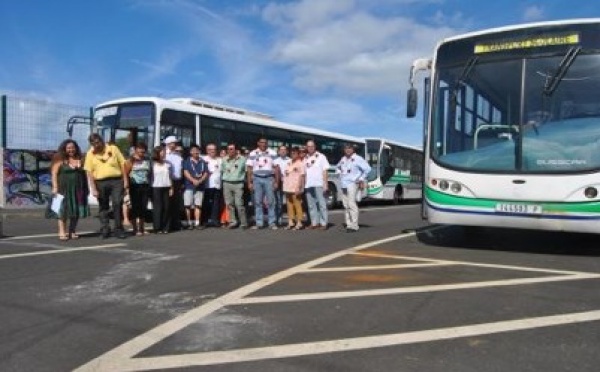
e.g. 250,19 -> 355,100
45,196 -> 58,219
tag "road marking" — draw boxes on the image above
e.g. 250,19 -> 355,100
73,230 -> 420,372
0,243 -> 127,260
305,262 -> 454,272
235,273 -> 600,304
1,231 -> 96,241
351,252 -> 593,276
97,310 -> 600,370
73,224 -> 600,371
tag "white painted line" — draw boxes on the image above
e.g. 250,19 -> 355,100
328,204 -> 419,215
351,252 -> 594,276
73,230 -> 421,372
97,310 -> 600,370
235,273 -> 600,305
305,262 -> 454,272
1,231 -> 96,241
0,243 -> 127,260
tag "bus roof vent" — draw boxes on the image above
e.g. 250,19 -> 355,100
170,98 -> 273,119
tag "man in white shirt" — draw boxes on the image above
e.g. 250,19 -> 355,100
273,145 -> 290,226
304,140 -> 330,229
164,136 -> 183,231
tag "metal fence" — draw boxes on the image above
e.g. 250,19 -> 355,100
1,95 -> 92,208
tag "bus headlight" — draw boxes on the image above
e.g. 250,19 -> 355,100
584,187 -> 598,199
439,180 -> 449,190
450,182 -> 462,193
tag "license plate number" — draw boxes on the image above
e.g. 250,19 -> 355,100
495,203 -> 543,215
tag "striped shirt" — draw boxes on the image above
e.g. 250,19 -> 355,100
246,148 -> 278,177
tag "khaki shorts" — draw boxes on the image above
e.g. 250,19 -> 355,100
184,189 -> 204,207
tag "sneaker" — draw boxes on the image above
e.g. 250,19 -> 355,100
240,225 -> 249,230
346,228 -> 358,233
269,225 -> 279,230
251,225 -> 264,230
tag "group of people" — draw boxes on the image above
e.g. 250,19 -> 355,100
49,133 -> 371,240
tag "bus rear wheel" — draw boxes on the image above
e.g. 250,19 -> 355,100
326,183 -> 338,209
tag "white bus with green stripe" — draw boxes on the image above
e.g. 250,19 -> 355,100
407,19 -> 600,233
365,138 -> 423,204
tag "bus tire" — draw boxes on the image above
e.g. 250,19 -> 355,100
393,186 -> 403,205
326,183 -> 338,209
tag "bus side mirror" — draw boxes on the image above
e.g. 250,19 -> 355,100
406,87 -> 418,118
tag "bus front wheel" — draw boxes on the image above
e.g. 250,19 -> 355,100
393,186 -> 403,205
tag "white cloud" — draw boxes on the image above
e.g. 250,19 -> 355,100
523,5 -> 545,22
263,0 -> 462,95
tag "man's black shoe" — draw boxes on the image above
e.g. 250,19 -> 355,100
346,228 -> 358,233
101,229 -> 111,239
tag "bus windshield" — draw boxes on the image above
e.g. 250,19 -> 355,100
94,102 -> 155,154
432,43 -> 600,173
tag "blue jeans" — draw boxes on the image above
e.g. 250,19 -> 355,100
305,186 -> 328,227
253,176 -> 276,227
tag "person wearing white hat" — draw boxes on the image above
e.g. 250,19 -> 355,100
164,135 -> 183,231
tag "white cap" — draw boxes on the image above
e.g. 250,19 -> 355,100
163,136 -> 178,144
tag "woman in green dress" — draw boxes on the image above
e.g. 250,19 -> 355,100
51,139 -> 90,240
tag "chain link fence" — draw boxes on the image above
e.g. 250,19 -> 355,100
1,95 -> 92,208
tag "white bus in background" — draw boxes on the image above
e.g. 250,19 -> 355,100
92,97 -> 365,209
364,138 -> 423,204
407,19 -> 600,233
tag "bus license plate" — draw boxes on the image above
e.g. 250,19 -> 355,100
495,203 -> 542,215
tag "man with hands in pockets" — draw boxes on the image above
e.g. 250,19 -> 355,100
336,143 -> 371,233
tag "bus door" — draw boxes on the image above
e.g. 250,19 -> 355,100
159,109 -> 197,149
380,144 -> 394,185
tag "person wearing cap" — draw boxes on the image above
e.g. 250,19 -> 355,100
336,143 -> 371,233
84,133 -> 129,239
164,135 -> 184,231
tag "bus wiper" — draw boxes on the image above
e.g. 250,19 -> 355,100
450,56 -> 479,103
543,46 -> 581,96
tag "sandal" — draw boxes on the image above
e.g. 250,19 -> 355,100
59,234 -> 70,241
284,225 -> 294,230
294,224 -> 304,230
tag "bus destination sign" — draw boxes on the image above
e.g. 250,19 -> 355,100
474,33 -> 580,54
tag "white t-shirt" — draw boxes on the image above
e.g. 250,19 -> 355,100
304,151 -> 330,188
203,155 -> 223,189
274,156 -> 290,180
152,162 -> 172,188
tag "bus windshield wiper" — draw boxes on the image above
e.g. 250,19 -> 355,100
450,56 -> 479,103
543,46 -> 581,96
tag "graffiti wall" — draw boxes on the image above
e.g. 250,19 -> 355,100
3,149 -> 55,208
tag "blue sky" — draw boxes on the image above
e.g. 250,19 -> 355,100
1,0 -> 599,146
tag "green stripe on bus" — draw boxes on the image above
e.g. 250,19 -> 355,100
425,186 -> 600,213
